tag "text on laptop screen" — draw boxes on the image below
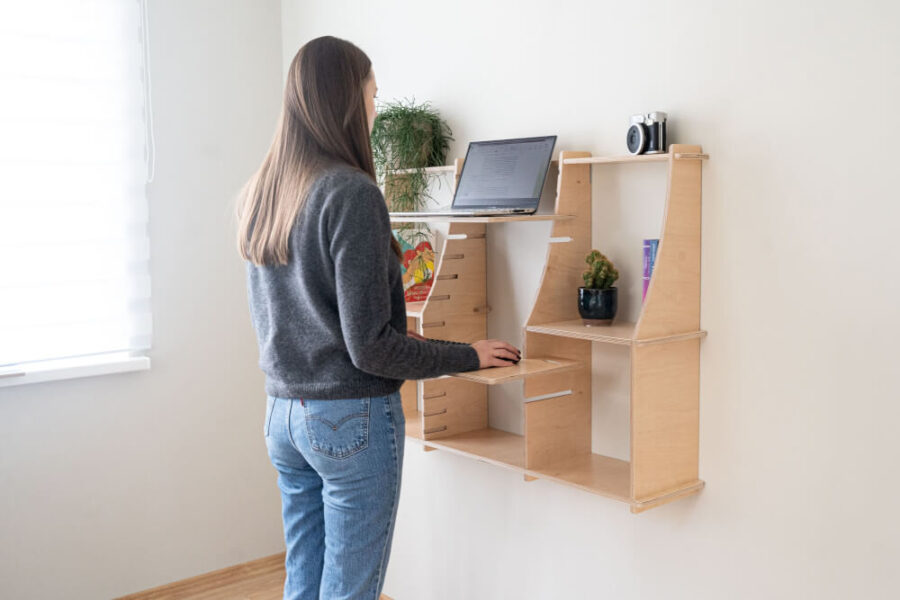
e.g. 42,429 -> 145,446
453,137 -> 556,208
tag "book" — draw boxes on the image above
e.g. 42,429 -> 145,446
642,239 -> 659,302
393,229 -> 435,303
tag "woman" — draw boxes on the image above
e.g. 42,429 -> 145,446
237,36 -> 520,600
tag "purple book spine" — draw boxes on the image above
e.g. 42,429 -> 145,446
642,239 -> 659,302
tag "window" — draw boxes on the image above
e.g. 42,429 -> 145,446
0,1 -> 153,386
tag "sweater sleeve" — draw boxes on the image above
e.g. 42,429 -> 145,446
327,178 -> 481,380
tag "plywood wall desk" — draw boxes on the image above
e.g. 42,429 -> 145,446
387,145 -> 708,513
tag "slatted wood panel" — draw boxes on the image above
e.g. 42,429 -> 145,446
419,223 -> 487,343
422,377 -> 487,439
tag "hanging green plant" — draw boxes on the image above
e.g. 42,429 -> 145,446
370,98 -> 453,246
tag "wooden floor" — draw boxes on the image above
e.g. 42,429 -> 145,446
115,553 -> 392,600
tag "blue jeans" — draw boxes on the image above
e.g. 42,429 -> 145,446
264,391 -> 406,600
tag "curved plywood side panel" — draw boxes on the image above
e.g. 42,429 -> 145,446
634,144 -> 703,340
524,151 -> 592,443
524,151 -> 592,328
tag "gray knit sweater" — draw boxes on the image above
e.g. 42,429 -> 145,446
246,164 -> 481,400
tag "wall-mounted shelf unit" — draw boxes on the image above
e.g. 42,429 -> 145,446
389,145 -> 707,513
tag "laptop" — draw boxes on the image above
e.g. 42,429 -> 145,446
389,135 -> 557,217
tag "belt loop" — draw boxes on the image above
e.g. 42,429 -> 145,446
299,398 -> 304,406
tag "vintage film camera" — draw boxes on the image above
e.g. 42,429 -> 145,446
626,112 -> 668,155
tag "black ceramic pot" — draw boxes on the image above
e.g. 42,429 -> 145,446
578,287 -> 618,325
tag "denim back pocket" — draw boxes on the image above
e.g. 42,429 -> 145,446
304,398 -> 370,459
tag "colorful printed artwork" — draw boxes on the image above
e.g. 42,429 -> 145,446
396,235 -> 435,302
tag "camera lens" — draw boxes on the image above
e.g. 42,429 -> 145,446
627,124 -> 646,155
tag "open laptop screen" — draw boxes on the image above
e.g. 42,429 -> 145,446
452,136 -> 557,209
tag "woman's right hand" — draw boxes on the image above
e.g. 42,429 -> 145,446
471,339 -> 521,369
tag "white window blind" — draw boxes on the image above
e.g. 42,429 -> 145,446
0,1 -> 153,379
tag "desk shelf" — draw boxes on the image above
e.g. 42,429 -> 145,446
526,320 -> 707,346
450,357 -> 581,385
561,152 -> 708,165
396,145 -> 708,513
390,213 -> 575,224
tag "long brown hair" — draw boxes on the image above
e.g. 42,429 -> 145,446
237,36 -> 401,265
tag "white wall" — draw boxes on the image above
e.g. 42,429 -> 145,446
283,1 -> 900,599
0,2 -> 285,598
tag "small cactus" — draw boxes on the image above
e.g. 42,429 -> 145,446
582,250 -> 619,290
